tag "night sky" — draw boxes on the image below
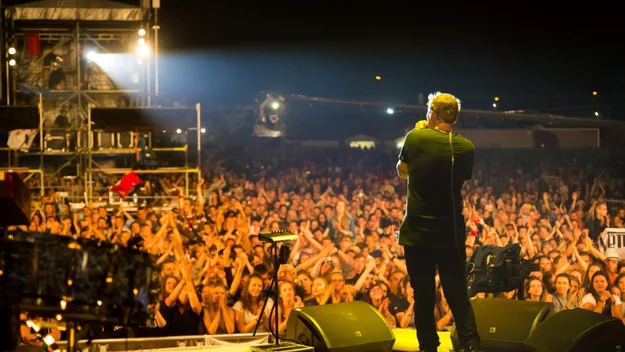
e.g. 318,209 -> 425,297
156,7 -> 625,120
6,1 -> 625,120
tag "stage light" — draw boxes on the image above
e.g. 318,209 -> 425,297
136,45 -> 150,57
200,128 -> 206,133
271,101 -> 280,110
592,91 -> 598,96
8,59 -> 16,66
26,320 -> 40,332
494,96 -> 500,101
138,38 -> 146,46
386,108 -> 394,115
595,111 -> 599,116
43,335 -> 55,345
176,128 -> 182,134
493,103 -> 497,108
86,51 -> 97,61
138,28 -> 146,36
375,75 -> 381,80
8,47 -> 16,55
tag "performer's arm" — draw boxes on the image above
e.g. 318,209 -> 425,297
396,160 -> 408,180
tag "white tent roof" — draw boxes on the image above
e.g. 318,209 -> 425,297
7,0 -> 146,21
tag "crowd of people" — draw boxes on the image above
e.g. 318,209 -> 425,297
15,147 -> 625,346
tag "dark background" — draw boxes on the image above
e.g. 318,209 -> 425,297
5,1 -> 625,120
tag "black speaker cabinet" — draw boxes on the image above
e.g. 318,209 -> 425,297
525,308 -> 625,352
286,301 -> 395,352
450,298 -> 550,352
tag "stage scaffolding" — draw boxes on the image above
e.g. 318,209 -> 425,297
0,94 -> 45,196
3,0 -> 154,120
84,103 -> 203,201
0,101 -> 202,202
0,1 -> 203,202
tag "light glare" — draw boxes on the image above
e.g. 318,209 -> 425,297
386,108 -> 394,115
8,47 -> 16,55
136,45 -> 150,57
8,59 -> 16,66
138,28 -> 146,36
43,335 -> 56,345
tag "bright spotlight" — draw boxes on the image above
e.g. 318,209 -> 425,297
271,102 -> 280,110
138,28 -> 146,36
8,47 -> 16,55
8,59 -> 16,67
200,128 -> 206,133
176,128 -> 182,134
386,108 -> 394,115
594,111 -> 599,116
86,51 -> 97,61
136,45 -> 150,57
138,38 -> 146,46
43,335 -> 56,345
26,320 -> 40,332
493,103 -> 497,108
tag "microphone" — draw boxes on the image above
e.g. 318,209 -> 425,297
415,120 -> 428,130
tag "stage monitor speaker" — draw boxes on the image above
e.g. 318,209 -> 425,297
525,308 -> 625,352
286,301 -> 395,352
450,298 -> 550,352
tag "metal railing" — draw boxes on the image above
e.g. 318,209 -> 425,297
606,199 -> 625,213
53,333 -> 271,351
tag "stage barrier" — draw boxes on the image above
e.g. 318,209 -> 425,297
52,333 -> 271,352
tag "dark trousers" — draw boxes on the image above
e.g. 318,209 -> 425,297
404,245 -> 479,350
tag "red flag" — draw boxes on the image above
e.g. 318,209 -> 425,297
27,34 -> 41,57
110,172 -> 141,197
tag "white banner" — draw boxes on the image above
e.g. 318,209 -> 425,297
7,129 -> 38,151
598,228 -> 625,258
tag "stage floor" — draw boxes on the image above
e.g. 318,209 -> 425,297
393,329 -> 453,351
47,329 -> 452,352
118,330 -> 452,352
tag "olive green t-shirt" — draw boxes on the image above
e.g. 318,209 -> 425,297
398,128 -> 475,249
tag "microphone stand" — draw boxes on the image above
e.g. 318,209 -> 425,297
253,241 -> 281,346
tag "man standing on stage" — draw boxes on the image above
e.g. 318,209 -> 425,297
397,92 -> 481,352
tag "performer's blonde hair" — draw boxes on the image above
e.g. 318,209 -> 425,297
428,92 -> 461,124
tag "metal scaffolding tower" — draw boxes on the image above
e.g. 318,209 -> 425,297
0,1 -> 201,202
